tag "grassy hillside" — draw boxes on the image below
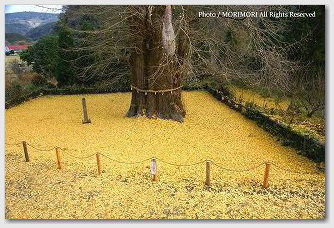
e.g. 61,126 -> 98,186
5,12 -> 59,36
5,33 -> 32,44
5,23 -> 31,35
26,22 -> 57,41
5,55 -> 21,63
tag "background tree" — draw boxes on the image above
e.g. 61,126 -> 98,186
49,5 -> 325,121
283,5 -> 325,117
20,35 -> 59,78
57,6 -> 131,89
55,21 -> 75,86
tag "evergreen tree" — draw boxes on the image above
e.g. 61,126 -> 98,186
56,22 -> 75,86
20,35 -> 59,78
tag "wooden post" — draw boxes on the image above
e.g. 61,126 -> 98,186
22,141 -> 29,162
82,98 -> 91,124
263,162 -> 271,188
96,152 -> 102,175
150,158 -> 157,181
205,160 -> 211,187
55,147 -> 63,170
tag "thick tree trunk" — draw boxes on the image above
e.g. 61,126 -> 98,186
126,6 -> 186,122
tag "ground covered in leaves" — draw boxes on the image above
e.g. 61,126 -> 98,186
5,91 -> 325,219
230,86 -> 325,143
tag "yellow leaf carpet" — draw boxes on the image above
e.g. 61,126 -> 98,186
5,91 -> 325,219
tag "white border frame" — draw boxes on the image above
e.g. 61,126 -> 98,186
1,1 -> 332,227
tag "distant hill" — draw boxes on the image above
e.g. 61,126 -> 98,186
26,22 -> 57,41
5,23 -> 31,35
5,12 -> 59,36
5,33 -> 32,45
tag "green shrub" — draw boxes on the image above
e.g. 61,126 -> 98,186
5,82 -> 23,102
31,73 -> 49,87
20,36 -> 59,78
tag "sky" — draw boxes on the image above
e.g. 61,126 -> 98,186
5,5 -> 63,14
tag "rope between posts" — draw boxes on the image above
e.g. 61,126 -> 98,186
26,143 -> 55,151
5,142 -> 22,146
131,85 -> 183,94
211,161 -> 266,172
100,153 -> 152,164
62,150 -> 96,159
158,159 -> 206,167
271,162 -> 320,175
5,140 -> 324,176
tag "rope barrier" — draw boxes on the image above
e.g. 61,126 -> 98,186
5,142 -> 22,146
62,150 -> 96,159
271,162 -> 320,175
26,143 -> 55,151
130,85 -> 183,94
100,153 -> 152,164
4,140 -> 324,178
55,145 -> 113,153
158,159 -> 206,167
211,161 -> 265,172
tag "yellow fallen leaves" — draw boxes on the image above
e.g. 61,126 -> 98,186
229,85 -> 325,142
5,91 -> 325,219
230,85 -> 291,111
